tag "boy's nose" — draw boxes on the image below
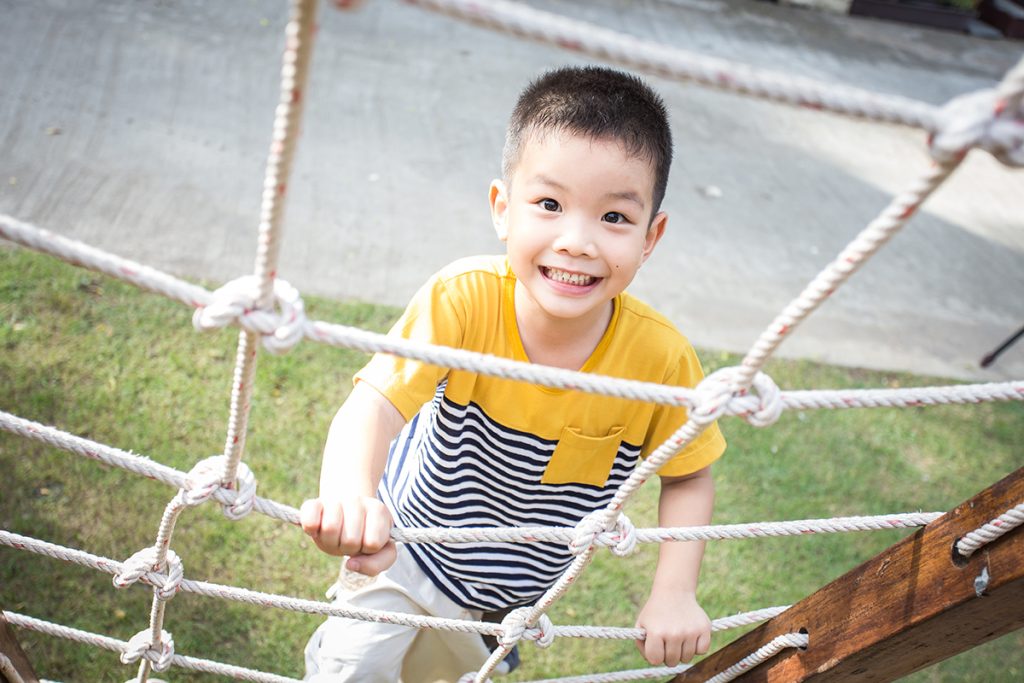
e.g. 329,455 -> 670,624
552,219 -> 597,257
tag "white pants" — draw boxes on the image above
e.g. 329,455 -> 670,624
304,544 -> 510,683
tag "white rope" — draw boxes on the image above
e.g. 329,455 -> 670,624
733,158 -> 962,389
397,511 -> 944,546
218,0 -> 319,491
405,0 -> 938,129
0,411 -> 297,525
0,410 -> 944,547
705,632 -> 809,683
2,611 -> 300,683
0,654 -> 27,683
461,630 -> 809,683
5,217 -> 1021,415
930,57 -> 1024,167
484,663 -> 693,683
734,54 -> 1024,390
955,502 -> 1024,558
0,529 -> 784,644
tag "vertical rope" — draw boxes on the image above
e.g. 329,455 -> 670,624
219,0 -> 319,485
130,4 -> 320,680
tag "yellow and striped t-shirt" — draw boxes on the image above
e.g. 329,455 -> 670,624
355,255 -> 725,610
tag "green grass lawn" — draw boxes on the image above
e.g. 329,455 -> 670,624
1,245 -> 1021,682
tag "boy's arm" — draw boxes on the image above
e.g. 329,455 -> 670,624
635,466 -> 715,666
300,380 -> 406,576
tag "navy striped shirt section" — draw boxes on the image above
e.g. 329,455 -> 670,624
379,382 -> 641,611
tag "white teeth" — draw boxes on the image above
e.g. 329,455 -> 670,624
544,267 -> 595,286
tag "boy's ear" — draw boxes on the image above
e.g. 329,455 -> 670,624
640,211 -> 668,264
489,179 -> 509,241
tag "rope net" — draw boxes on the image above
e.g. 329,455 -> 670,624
1,0 -> 1022,681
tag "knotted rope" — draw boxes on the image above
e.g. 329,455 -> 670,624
570,512 -> 638,557
121,629 -> 175,672
930,57 -> 1024,167
180,456 -> 258,521
690,368 -> 783,428
114,548 -> 184,601
500,607 -> 556,649
193,276 -> 307,355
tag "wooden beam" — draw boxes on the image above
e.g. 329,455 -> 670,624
675,467 -> 1024,682
0,611 -> 39,683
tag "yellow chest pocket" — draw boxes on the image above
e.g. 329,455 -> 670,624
541,425 -> 625,488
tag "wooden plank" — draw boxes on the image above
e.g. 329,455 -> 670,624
0,611 -> 39,683
675,467 -> 1024,682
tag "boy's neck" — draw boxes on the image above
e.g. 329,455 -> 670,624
513,282 -> 614,371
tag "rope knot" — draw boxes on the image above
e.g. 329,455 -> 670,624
121,628 -> 175,671
499,607 -> 555,649
569,511 -> 637,557
193,275 -> 307,353
691,367 -> 783,428
113,548 -> 183,601
182,456 -> 258,520
930,88 -> 1024,167
568,511 -> 606,556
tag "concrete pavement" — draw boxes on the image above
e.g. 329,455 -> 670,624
1,0 -> 1022,381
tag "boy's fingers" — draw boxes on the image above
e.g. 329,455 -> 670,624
696,631 -> 711,656
339,499 -> 367,553
362,501 -> 393,553
663,634 -> 684,667
345,541 -> 397,577
299,499 -> 323,536
680,636 -> 696,665
642,636 -> 665,666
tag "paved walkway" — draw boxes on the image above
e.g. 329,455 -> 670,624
1,0 -> 1022,380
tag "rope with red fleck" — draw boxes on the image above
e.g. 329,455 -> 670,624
404,0 -> 937,129
704,632 -> 809,683
956,502 -> 1024,558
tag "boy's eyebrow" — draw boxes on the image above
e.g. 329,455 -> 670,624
603,190 -> 646,210
529,175 -> 646,209
529,174 -> 567,191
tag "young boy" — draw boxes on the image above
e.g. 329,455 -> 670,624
301,65 -> 726,682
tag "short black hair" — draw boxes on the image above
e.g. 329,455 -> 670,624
502,65 -> 673,216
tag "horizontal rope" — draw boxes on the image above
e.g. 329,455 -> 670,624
3,610 -> 299,683
395,512 -> 943,545
0,529 -> 785,644
4,607 -> 805,683
0,411 -> 300,526
956,502 -> 1024,557
3,216 -> 1020,414
405,0 -> 938,130
0,411 -> 943,546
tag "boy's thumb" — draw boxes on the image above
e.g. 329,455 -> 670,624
345,541 -> 397,577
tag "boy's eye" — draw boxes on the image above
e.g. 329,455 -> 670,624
603,211 -> 627,224
540,198 -> 561,212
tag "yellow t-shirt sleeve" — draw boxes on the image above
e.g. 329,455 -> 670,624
354,274 -> 465,421
646,347 -> 727,477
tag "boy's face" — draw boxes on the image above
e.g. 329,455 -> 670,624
490,131 -> 666,329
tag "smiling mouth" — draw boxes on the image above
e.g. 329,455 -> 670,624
541,266 -> 599,286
